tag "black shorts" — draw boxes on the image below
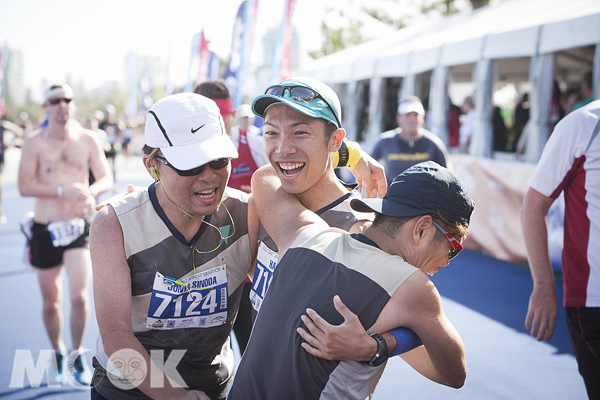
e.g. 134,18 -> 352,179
565,306 -> 600,399
30,219 -> 90,269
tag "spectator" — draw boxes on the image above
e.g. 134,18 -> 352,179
371,96 -> 449,185
459,95 -> 475,153
521,100 -> 600,399
448,100 -> 461,149
512,93 -> 530,152
492,106 -> 508,152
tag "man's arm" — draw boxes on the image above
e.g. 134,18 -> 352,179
349,151 -> 387,198
251,165 -> 328,255
521,187 -> 558,342
90,207 -> 208,400
384,272 -> 466,388
86,131 -> 113,198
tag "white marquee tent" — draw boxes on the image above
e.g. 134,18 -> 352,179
299,0 -> 600,161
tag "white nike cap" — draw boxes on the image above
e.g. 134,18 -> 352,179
145,93 -> 238,170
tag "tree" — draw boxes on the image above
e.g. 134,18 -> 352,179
310,0 -> 494,60
309,15 -> 364,59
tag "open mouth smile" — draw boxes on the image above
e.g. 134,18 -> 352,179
194,188 -> 217,199
277,162 -> 305,178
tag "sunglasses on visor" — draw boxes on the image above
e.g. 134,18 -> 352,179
155,157 -> 230,177
48,98 -> 72,105
264,85 -> 341,128
432,220 -> 464,261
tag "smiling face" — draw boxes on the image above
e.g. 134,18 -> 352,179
263,104 -> 339,196
146,154 -> 231,219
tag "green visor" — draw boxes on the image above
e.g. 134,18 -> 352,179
252,77 -> 342,129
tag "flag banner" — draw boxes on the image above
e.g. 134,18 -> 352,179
233,0 -> 259,108
225,1 -> 247,104
184,33 -> 201,93
194,31 -> 211,88
269,0 -> 296,85
280,0 -> 296,80
208,52 -> 221,81
139,60 -> 154,111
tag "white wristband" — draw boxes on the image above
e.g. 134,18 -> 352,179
57,184 -> 63,198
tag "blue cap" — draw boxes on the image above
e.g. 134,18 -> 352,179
351,161 -> 474,227
252,77 -> 342,128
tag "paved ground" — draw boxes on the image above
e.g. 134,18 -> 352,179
0,148 -> 588,399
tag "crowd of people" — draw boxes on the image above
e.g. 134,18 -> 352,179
0,69 -> 597,400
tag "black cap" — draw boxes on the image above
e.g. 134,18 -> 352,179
351,161 -> 474,226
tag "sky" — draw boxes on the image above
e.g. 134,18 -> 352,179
0,0 -> 408,102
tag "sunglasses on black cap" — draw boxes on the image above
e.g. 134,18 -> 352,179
156,156 -> 230,177
48,97 -> 72,105
264,85 -> 341,128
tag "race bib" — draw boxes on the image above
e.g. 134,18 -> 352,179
145,265 -> 228,330
249,242 -> 279,313
47,218 -> 85,247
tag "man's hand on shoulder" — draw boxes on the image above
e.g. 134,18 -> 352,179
95,184 -> 138,211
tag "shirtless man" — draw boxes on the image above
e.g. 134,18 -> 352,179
18,84 -> 113,385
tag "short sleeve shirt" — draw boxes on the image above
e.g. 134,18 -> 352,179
371,128 -> 448,184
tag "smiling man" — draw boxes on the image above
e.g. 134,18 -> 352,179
90,93 -> 259,400
246,78 -> 382,322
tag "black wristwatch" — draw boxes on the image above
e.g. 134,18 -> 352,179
364,333 -> 389,367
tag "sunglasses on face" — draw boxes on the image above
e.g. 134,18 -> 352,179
48,97 -> 72,105
265,85 -> 341,128
432,220 -> 464,261
155,157 -> 230,177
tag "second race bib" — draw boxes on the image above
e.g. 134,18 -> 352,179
249,242 -> 279,313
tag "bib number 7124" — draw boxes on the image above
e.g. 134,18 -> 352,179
145,267 -> 228,330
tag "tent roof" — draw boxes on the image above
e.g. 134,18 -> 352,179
299,0 -> 600,84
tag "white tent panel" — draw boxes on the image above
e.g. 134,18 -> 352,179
409,47 -> 440,75
540,13 -> 600,54
332,62 -> 356,84
484,27 -> 539,59
440,37 -> 485,67
354,56 -> 378,82
376,51 -> 411,79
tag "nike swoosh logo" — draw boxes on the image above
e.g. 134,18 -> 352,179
191,124 -> 205,133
